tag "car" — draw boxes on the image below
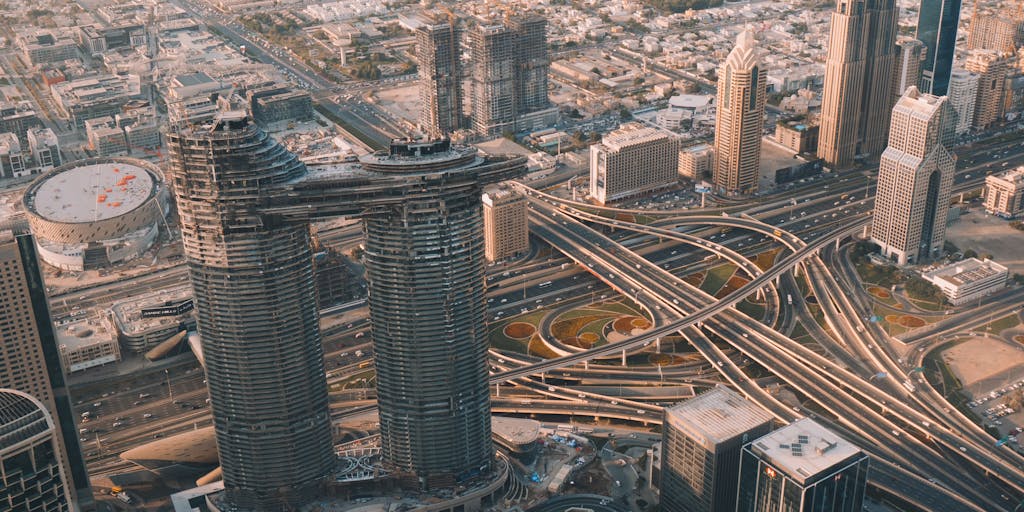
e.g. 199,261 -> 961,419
143,414 -> 153,419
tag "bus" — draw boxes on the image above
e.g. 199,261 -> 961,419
538,281 -> 553,288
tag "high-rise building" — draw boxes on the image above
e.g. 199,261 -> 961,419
871,87 -> 955,265
416,15 -> 464,138
736,418 -> 869,512
168,112 -> 526,508
965,50 -> 1008,130
0,230 -> 93,510
660,387 -> 774,512
984,166 -> 1024,218
167,113 -> 336,510
892,38 -> 926,105
917,0 -> 963,95
947,69 -> 979,135
469,16 -> 552,137
482,187 -> 529,262
818,0 -> 899,168
589,123 -> 680,205
713,30 -> 766,197
967,8 -> 1024,54
0,388 -> 71,512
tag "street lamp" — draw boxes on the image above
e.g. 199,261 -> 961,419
165,369 -> 174,403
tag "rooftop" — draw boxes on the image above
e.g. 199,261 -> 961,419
111,285 -> 194,335
923,258 -> 1008,286
988,166 -> 1024,186
601,123 -> 674,151
25,160 -> 159,224
56,316 -> 115,351
665,386 -> 773,446
747,418 -> 863,484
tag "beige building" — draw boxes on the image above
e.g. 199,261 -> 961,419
967,11 -> 1024,54
482,187 -> 529,262
818,0 -> 899,168
984,166 -> 1024,218
965,50 -> 1009,130
774,121 -> 819,154
678,144 -> 713,180
713,30 -> 766,197
589,123 -> 679,204
0,230 -> 92,508
892,38 -> 926,105
871,88 -> 955,265
947,69 -> 979,135
56,316 -> 121,373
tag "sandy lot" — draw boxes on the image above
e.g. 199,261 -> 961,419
944,336 -> 1024,395
373,83 -> 421,123
946,209 -> 1024,274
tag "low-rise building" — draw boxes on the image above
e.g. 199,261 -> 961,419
0,132 -> 26,178
922,258 -> 1009,305
590,123 -> 680,205
774,120 -> 819,154
85,117 -> 127,156
0,101 -> 42,144
984,166 -> 1024,218
56,316 -> 121,373
482,187 -> 529,262
27,128 -> 61,171
111,286 -> 197,354
248,86 -> 313,125
51,74 -> 141,129
678,144 -> 713,180
18,29 -> 78,66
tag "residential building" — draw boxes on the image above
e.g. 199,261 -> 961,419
660,387 -> 773,512
78,24 -> 147,55
85,117 -> 127,157
0,100 -> 42,143
416,15 -> 464,137
967,10 -> 1024,53
482,187 -> 529,262
678,144 -> 714,180
922,258 -> 1008,305
0,389 -> 70,512
509,15 -> 550,114
774,120 -> 819,154
27,128 -> 62,170
17,29 -> 78,66
736,418 -> 869,512
0,132 -> 26,178
965,50 -> 1008,130
818,0 -> 899,168
871,87 -> 955,265
917,0 -> 963,95
947,70 -> 979,135
892,38 -> 926,105
590,123 -> 680,204
713,30 -> 766,197
984,166 -> 1024,218
0,230 -> 94,508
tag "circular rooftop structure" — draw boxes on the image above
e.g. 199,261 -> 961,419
23,157 -> 168,270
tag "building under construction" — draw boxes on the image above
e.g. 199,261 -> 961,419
416,14 -> 464,138
167,111 -> 527,510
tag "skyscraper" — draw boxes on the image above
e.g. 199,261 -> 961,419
168,112 -> 527,508
892,38 -> 926,105
964,50 -> 1008,130
660,387 -> 774,512
736,418 -> 869,512
917,0 -> 963,95
871,87 -> 955,265
469,16 -> 551,136
167,112 -> 335,511
967,7 -> 1024,54
590,123 -> 680,204
713,29 -> 766,197
947,69 -> 979,135
0,230 -> 93,510
0,388 -> 71,512
818,0 -> 899,168
416,14 -> 464,138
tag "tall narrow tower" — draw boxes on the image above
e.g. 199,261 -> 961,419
917,0 -> 963,95
168,112 -> 527,509
470,21 -> 517,136
891,38 -> 926,106
509,15 -> 550,114
416,14 -> 464,138
818,0 -> 899,168
713,29 -> 766,197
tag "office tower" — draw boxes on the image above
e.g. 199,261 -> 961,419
713,29 -> 766,197
0,389 -> 70,512
947,69 -> 979,135
917,0 -> 963,95
589,123 -> 680,205
871,87 -> 955,265
470,16 -> 552,136
167,113 -> 335,510
965,50 -> 1008,130
892,38 -> 926,105
482,187 -> 529,262
168,112 -> 527,506
985,166 -> 1024,218
416,14 -> 464,138
736,418 -> 869,512
0,230 -> 93,510
660,387 -> 773,512
818,0 -> 899,168
509,15 -> 550,114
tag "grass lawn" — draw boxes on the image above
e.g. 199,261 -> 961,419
985,313 -> 1023,334
700,264 -> 737,295
737,299 -> 766,321
907,296 -> 945,312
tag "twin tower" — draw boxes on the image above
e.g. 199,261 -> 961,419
167,111 -> 526,510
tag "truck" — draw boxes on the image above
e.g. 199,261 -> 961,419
902,380 -> 916,393
116,492 -> 132,504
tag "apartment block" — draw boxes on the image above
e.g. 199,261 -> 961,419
590,123 -> 679,204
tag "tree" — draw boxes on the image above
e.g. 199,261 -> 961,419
963,249 -> 978,259
904,276 -> 945,304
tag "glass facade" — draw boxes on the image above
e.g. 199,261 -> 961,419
917,0 -> 963,96
736,447 -> 869,512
